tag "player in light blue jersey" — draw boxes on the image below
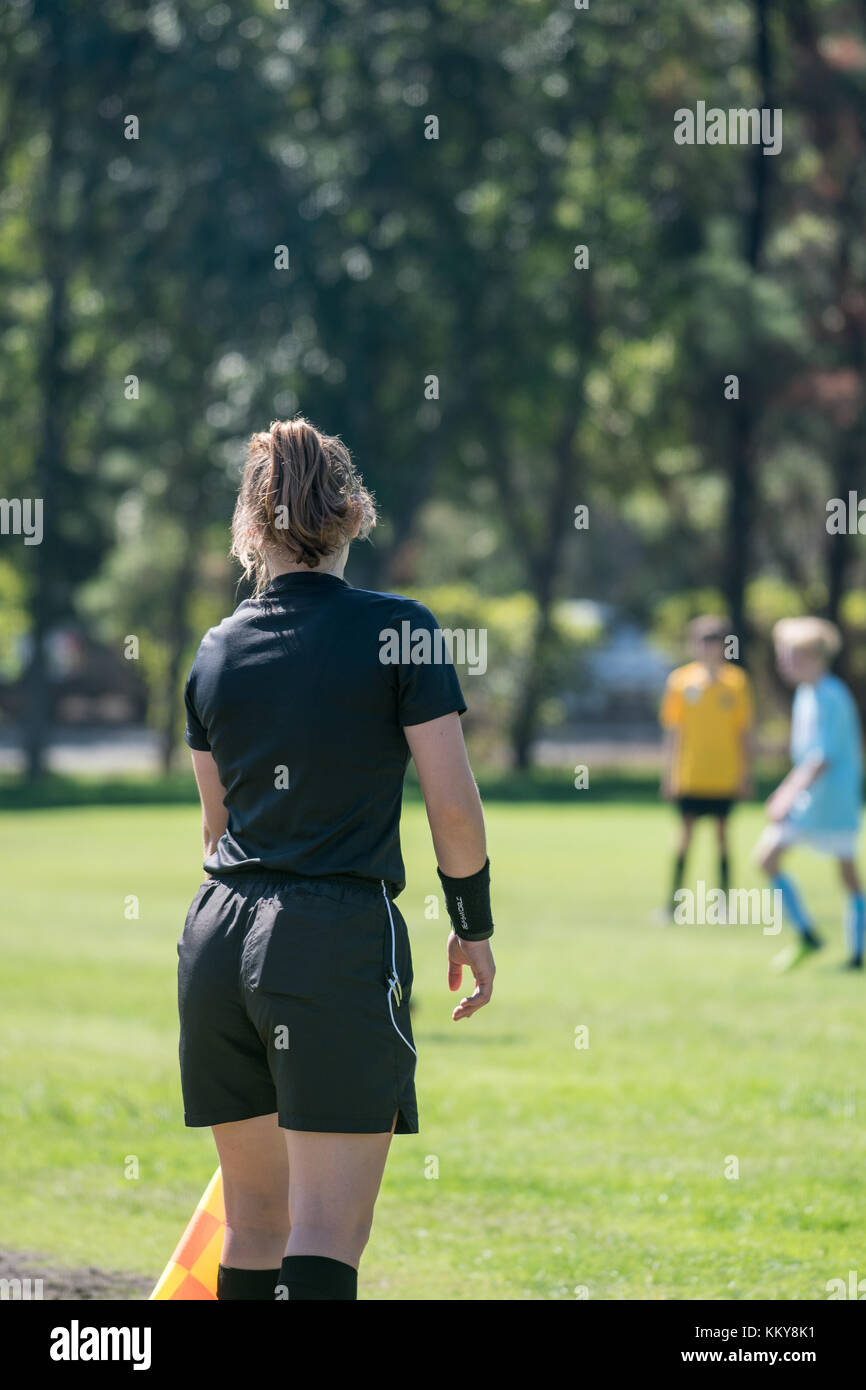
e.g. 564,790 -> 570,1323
755,617 -> 865,972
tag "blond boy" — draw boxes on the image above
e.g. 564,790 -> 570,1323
755,617 -> 864,970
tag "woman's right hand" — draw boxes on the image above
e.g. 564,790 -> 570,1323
447,933 -> 495,1021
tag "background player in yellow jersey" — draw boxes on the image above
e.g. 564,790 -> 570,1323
659,615 -> 755,919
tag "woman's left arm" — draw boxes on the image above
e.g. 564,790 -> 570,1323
190,749 -> 229,862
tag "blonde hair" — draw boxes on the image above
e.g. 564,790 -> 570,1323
231,417 -> 376,593
772,616 -> 842,661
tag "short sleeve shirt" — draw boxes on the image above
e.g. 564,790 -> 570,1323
788,674 -> 862,832
659,661 -> 753,796
183,571 -> 467,894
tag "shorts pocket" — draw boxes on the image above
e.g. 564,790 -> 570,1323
381,899 -> 413,1004
240,890 -> 383,999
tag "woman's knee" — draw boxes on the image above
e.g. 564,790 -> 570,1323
223,1190 -> 291,1244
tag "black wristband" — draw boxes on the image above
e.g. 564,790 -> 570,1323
437,858 -> 494,941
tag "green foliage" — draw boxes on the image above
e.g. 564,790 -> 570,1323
650,588 -> 730,661
411,583 -> 601,757
746,576 -> 810,634
0,559 -> 28,683
3,0 -> 866,765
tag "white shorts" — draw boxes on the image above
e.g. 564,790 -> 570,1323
755,821 -> 860,861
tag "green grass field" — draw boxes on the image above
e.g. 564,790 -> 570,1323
1,795 -> 863,1300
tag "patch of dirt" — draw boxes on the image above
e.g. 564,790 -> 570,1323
0,1248 -> 153,1301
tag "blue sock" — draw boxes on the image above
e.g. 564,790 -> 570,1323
772,874 -> 815,936
845,894 -> 865,961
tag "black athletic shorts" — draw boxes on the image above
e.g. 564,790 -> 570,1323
177,872 -> 418,1134
676,796 -> 735,819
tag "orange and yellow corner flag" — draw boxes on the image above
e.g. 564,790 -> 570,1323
150,1168 -> 225,1300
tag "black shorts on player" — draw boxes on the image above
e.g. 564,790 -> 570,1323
669,795 -> 736,909
677,795 -> 735,819
179,872 -> 418,1134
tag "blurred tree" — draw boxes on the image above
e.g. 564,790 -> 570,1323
4,0 -> 866,777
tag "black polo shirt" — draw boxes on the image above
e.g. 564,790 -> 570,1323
183,571 -> 467,895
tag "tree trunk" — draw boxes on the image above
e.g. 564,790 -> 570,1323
824,435 -> 862,693
24,2 -> 68,781
720,0 -> 773,656
511,595 -> 557,772
783,4 -> 865,698
722,402 -> 755,645
825,444 -> 856,629
510,409 -> 581,769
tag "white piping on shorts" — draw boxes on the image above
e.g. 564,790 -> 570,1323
381,880 -> 417,1058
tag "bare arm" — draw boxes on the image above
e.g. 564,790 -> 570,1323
190,749 -> 229,863
766,751 -> 828,821
404,712 -> 494,1021
661,729 -> 678,799
404,712 -> 487,876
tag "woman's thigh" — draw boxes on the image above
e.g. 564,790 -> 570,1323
212,1111 -> 291,1235
283,1112 -> 398,1253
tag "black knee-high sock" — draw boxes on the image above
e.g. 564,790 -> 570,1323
719,853 -> 730,895
277,1254 -> 357,1301
671,852 -> 687,910
217,1264 -> 281,1300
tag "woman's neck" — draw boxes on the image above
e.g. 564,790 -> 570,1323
266,548 -> 348,582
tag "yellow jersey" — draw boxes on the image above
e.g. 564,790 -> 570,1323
660,661 -> 754,796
